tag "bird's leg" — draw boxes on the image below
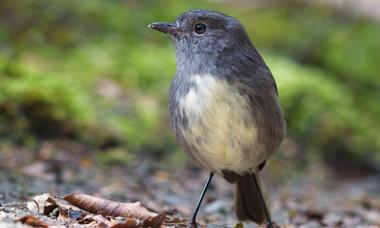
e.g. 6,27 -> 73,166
188,172 -> 214,227
251,175 -> 273,228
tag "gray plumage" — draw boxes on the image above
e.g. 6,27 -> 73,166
150,10 -> 285,225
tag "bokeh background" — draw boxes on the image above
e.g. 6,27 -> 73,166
0,0 -> 380,226
1,0 -> 379,176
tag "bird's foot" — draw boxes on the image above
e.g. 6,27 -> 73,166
186,220 -> 198,228
265,221 -> 279,228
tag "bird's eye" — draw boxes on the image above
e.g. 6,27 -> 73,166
194,23 -> 206,35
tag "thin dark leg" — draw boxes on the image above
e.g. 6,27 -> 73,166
189,172 -> 214,227
252,175 -> 273,228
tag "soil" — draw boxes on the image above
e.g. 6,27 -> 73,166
0,141 -> 379,227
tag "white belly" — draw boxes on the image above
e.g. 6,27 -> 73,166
178,74 -> 265,174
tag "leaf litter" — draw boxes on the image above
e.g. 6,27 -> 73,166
0,143 -> 380,227
22,193 -> 167,227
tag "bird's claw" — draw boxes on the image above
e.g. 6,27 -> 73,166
186,220 -> 198,228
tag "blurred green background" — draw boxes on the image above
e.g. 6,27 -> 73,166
0,0 -> 379,176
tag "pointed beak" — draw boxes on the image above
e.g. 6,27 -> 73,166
148,22 -> 180,37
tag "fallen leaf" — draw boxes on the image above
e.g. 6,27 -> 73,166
64,193 -> 166,227
57,207 -> 70,221
18,215 -> 48,227
27,193 -> 59,216
78,214 -> 110,225
110,218 -> 143,228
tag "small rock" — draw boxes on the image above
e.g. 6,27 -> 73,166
343,217 -> 362,226
323,212 -> 343,226
292,214 -> 307,225
363,210 -> 380,225
0,220 -> 29,228
298,220 -> 321,228
272,210 -> 290,225
204,200 -> 229,214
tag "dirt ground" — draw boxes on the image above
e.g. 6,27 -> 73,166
0,142 -> 379,227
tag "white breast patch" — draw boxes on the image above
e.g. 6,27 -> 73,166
178,74 -> 263,174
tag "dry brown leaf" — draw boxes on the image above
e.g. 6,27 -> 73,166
64,193 -> 166,228
27,193 -> 59,216
110,218 -> 143,228
18,215 -> 48,227
77,214 -> 113,226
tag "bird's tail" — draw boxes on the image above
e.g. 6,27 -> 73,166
235,173 -> 270,225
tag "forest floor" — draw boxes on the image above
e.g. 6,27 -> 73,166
0,141 -> 379,227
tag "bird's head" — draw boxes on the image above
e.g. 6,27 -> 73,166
149,10 -> 250,56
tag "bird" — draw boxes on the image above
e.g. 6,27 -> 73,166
149,10 -> 285,227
